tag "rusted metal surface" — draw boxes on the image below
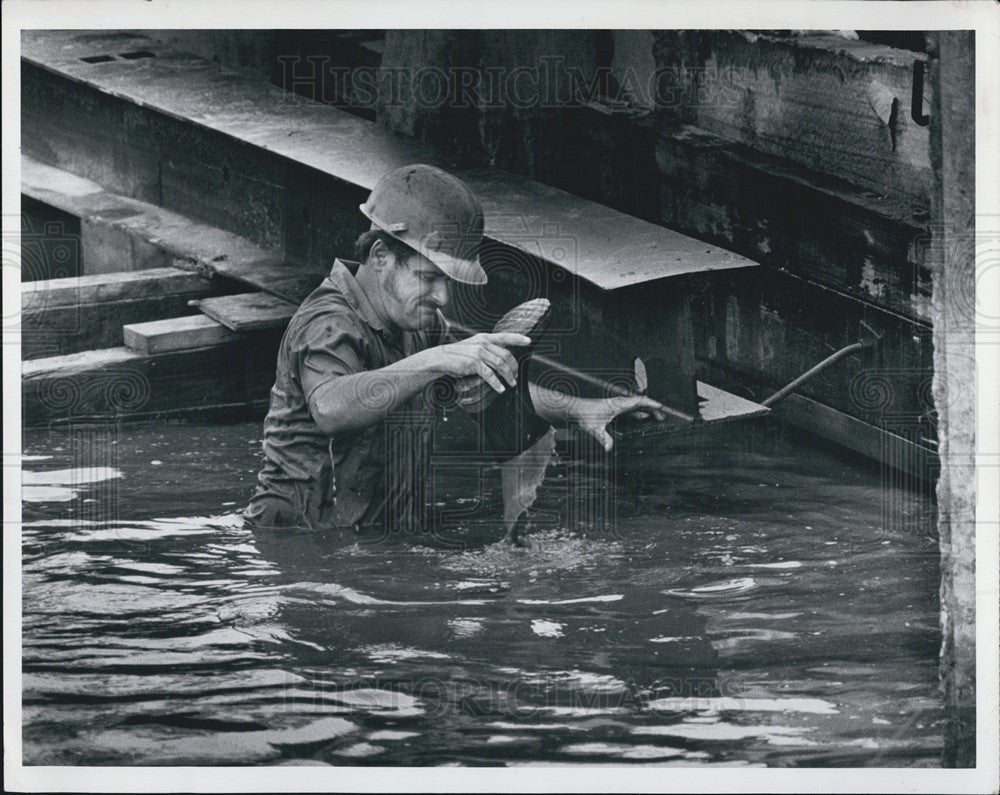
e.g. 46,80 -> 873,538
692,267 -> 935,444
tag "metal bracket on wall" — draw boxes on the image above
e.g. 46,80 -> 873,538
911,61 -> 931,126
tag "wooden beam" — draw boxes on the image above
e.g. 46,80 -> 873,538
652,30 -> 932,211
21,267 -> 223,359
928,30 -> 976,768
25,297 -> 221,361
23,155 -> 329,303
22,336 -> 282,425
20,152 -> 268,273
657,125 -> 931,324
773,392 -> 937,482
21,267 -> 212,307
122,315 -> 238,354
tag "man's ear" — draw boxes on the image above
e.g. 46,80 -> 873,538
368,238 -> 391,270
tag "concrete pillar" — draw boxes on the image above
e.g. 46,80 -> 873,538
927,30 -> 976,768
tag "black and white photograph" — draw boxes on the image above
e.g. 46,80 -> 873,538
4,1 -> 998,792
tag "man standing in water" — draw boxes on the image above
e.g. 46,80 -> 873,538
244,164 -> 665,539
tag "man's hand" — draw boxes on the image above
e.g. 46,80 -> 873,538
424,332 -> 531,394
571,395 -> 668,452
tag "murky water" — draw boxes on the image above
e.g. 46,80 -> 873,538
20,418 -> 944,766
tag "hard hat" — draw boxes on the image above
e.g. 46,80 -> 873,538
360,164 -> 487,286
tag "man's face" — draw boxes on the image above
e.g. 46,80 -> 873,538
378,248 -> 451,331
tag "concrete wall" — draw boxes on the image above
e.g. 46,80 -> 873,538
928,30 -> 976,768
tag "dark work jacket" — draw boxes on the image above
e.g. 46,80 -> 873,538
244,258 -> 550,536
245,259 -> 443,535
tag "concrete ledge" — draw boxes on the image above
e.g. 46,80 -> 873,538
22,30 -> 757,292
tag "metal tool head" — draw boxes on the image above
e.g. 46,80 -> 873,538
859,321 -> 883,349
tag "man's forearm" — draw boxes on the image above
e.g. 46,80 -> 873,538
309,331 -> 531,436
530,382 -> 669,452
315,374 -> 575,438
308,350 -> 442,435
528,382 -> 582,424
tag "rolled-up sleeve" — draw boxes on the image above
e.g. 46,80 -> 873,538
294,313 -> 367,404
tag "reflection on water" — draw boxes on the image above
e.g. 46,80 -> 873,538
21,420 -> 943,766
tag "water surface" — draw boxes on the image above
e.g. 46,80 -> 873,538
21,419 -> 943,766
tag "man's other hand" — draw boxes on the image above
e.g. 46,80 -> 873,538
572,395 -> 668,452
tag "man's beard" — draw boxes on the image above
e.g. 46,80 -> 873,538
383,266 -> 436,330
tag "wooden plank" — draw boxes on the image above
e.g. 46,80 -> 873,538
208,256 -> 327,305
122,315 -> 238,354
928,30 -> 976,768
23,346 -> 140,378
774,392 -> 937,482
21,265 -> 225,360
23,293 -> 226,361
191,292 -> 297,332
657,125 -> 931,323
21,267 -> 212,308
22,30 -> 757,291
21,157 -> 116,214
